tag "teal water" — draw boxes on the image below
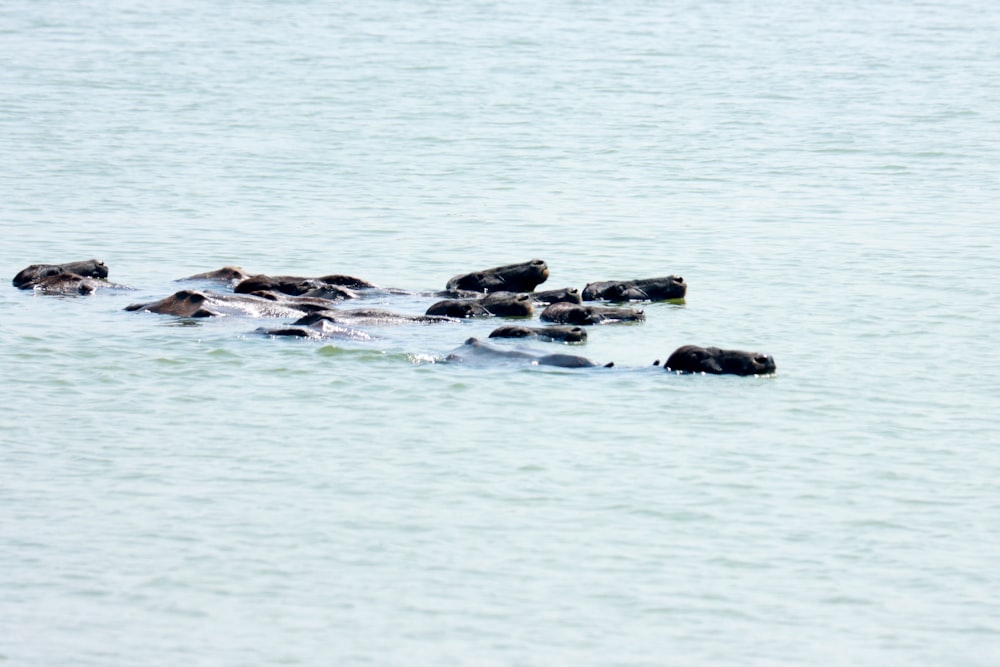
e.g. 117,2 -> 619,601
2,1 -> 999,665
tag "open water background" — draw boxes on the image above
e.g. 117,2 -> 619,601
2,1 -> 999,665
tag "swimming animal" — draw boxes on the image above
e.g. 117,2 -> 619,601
488,324 -> 588,343
445,259 -> 549,293
661,345 -> 776,376
582,276 -> 687,301
540,302 -> 645,325
426,291 -> 534,318
445,337 -> 610,368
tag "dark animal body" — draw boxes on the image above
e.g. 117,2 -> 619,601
426,291 -> 534,318
445,259 -> 549,293
488,325 -> 588,343
19,255 -> 776,376
179,266 -> 250,282
125,290 -> 314,319
293,310 -> 457,327
582,276 -> 686,302
256,319 -> 377,341
445,337 -> 609,368
662,345 -> 776,376
531,287 -> 582,305
13,260 -> 109,288
540,302 -> 645,325
234,273 -> 376,298
32,273 -> 104,295
12,260 -> 133,295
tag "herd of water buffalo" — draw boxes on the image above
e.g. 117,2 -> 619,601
11,258 -> 776,375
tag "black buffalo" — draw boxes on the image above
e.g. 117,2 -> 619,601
540,302 -> 645,325
233,273 -> 375,297
531,287 -> 582,305
662,345 -> 776,376
13,259 -> 110,290
488,325 -> 588,343
582,276 -> 686,301
426,291 -> 534,318
445,259 -> 549,293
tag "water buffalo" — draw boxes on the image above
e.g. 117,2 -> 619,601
178,266 -> 250,282
255,319 -> 377,341
661,345 -> 776,376
540,302 -> 645,325
29,273 -> 106,295
13,260 -> 110,289
424,299 -> 491,318
488,325 -> 588,343
582,276 -> 687,301
531,287 -> 582,305
245,290 -> 355,313
293,309 -> 457,327
425,291 -> 534,318
125,290 -> 311,318
234,273 -> 375,297
445,337 -> 611,368
445,259 -> 549,293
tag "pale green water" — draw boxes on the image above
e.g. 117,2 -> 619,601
2,1 -> 999,665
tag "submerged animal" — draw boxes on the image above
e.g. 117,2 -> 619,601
29,273 -> 107,295
255,319 -> 377,341
178,266 -> 251,282
445,337 -> 611,368
445,259 -> 549,293
661,345 -> 776,376
292,309 -> 457,327
582,276 -> 687,301
12,259 -> 111,290
540,302 -> 645,325
12,260 -> 131,295
426,291 -> 534,318
531,287 -> 583,305
18,255 -> 775,377
488,324 -> 588,343
233,273 -> 376,297
125,290 -> 313,319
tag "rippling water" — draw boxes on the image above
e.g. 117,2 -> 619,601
2,1 -> 999,665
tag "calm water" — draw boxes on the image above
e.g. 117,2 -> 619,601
2,1 -> 999,665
